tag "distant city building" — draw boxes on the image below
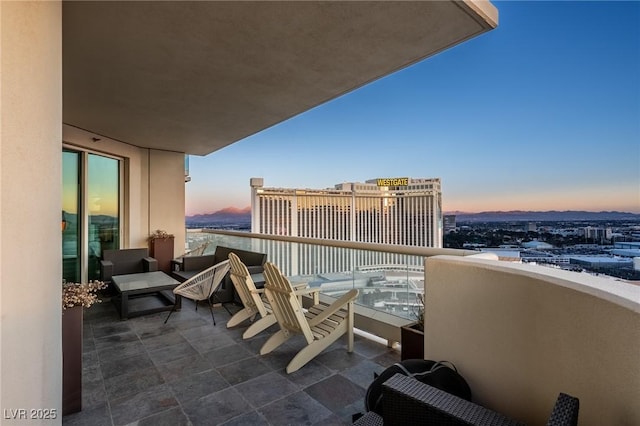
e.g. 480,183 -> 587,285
479,248 -> 521,261
527,222 -> 537,232
250,177 -> 442,248
584,226 -> 612,244
610,242 -> 640,258
614,242 -> 640,250
611,249 -> 640,257
443,215 -> 456,233
521,240 -> 553,250
568,256 -> 632,269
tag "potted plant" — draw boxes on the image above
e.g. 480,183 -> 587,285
62,280 -> 107,311
62,280 -> 106,415
400,292 -> 424,360
148,229 -> 175,273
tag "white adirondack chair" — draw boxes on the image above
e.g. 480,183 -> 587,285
227,252 -> 315,339
164,259 -> 230,326
261,261 -> 358,374
226,252 -> 276,338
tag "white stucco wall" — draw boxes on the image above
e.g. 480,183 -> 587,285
148,149 -> 186,257
1,2 -> 63,423
425,255 -> 640,425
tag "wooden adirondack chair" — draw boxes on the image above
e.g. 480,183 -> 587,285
226,252 -> 276,338
261,261 -> 358,374
227,252 -> 315,339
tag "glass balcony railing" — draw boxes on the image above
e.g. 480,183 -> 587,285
186,230 -> 469,323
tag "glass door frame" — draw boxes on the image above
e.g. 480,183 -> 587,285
63,144 -> 124,283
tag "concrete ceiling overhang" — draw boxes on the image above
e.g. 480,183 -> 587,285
63,1 -> 497,156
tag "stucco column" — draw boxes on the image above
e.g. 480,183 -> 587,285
1,1 -> 63,422
147,149 -> 186,256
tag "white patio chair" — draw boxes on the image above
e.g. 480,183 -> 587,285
164,259 -> 230,326
260,261 -> 358,373
227,252 -> 314,339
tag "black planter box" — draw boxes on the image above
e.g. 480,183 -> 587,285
400,322 -> 424,361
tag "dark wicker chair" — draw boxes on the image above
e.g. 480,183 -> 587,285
354,374 -> 579,426
100,248 -> 158,283
546,392 -> 579,426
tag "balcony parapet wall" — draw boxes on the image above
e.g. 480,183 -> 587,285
425,255 -> 640,425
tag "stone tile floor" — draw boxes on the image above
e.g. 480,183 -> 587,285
63,297 -> 400,425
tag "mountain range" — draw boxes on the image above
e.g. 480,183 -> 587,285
186,207 -> 640,224
186,207 -> 251,225
447,210 -> 640,222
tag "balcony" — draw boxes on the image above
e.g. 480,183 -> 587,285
63,230 -> 640,424
184,230 -> 482,345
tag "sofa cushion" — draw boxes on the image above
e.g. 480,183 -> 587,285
182,254 -> 217,272
213,246 -> 266,268
172,270 -> 199,282
101,248 -> 158,283
214,247 -> 266,303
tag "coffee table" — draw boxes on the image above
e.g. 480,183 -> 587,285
112,271 -> 180,320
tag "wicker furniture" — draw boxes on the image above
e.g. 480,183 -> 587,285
546,393 -> 580,426
100,248 -> 158,284
164,259 -> 230,326
354,373 -> 579,426
171,246 -> 266,304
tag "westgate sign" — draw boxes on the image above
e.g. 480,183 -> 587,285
376,177 -> 409,187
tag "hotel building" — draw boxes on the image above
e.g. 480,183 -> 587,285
250,177 -> 443,248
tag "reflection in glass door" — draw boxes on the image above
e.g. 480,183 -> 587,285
88,154 -> 120,280
62,151 -> 80,282
62,149 -> 120,282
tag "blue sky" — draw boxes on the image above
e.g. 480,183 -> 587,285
186,1 -> 640,216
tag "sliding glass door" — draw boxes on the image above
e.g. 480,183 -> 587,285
87,153 -> 120,280
62,149 -> 121,282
